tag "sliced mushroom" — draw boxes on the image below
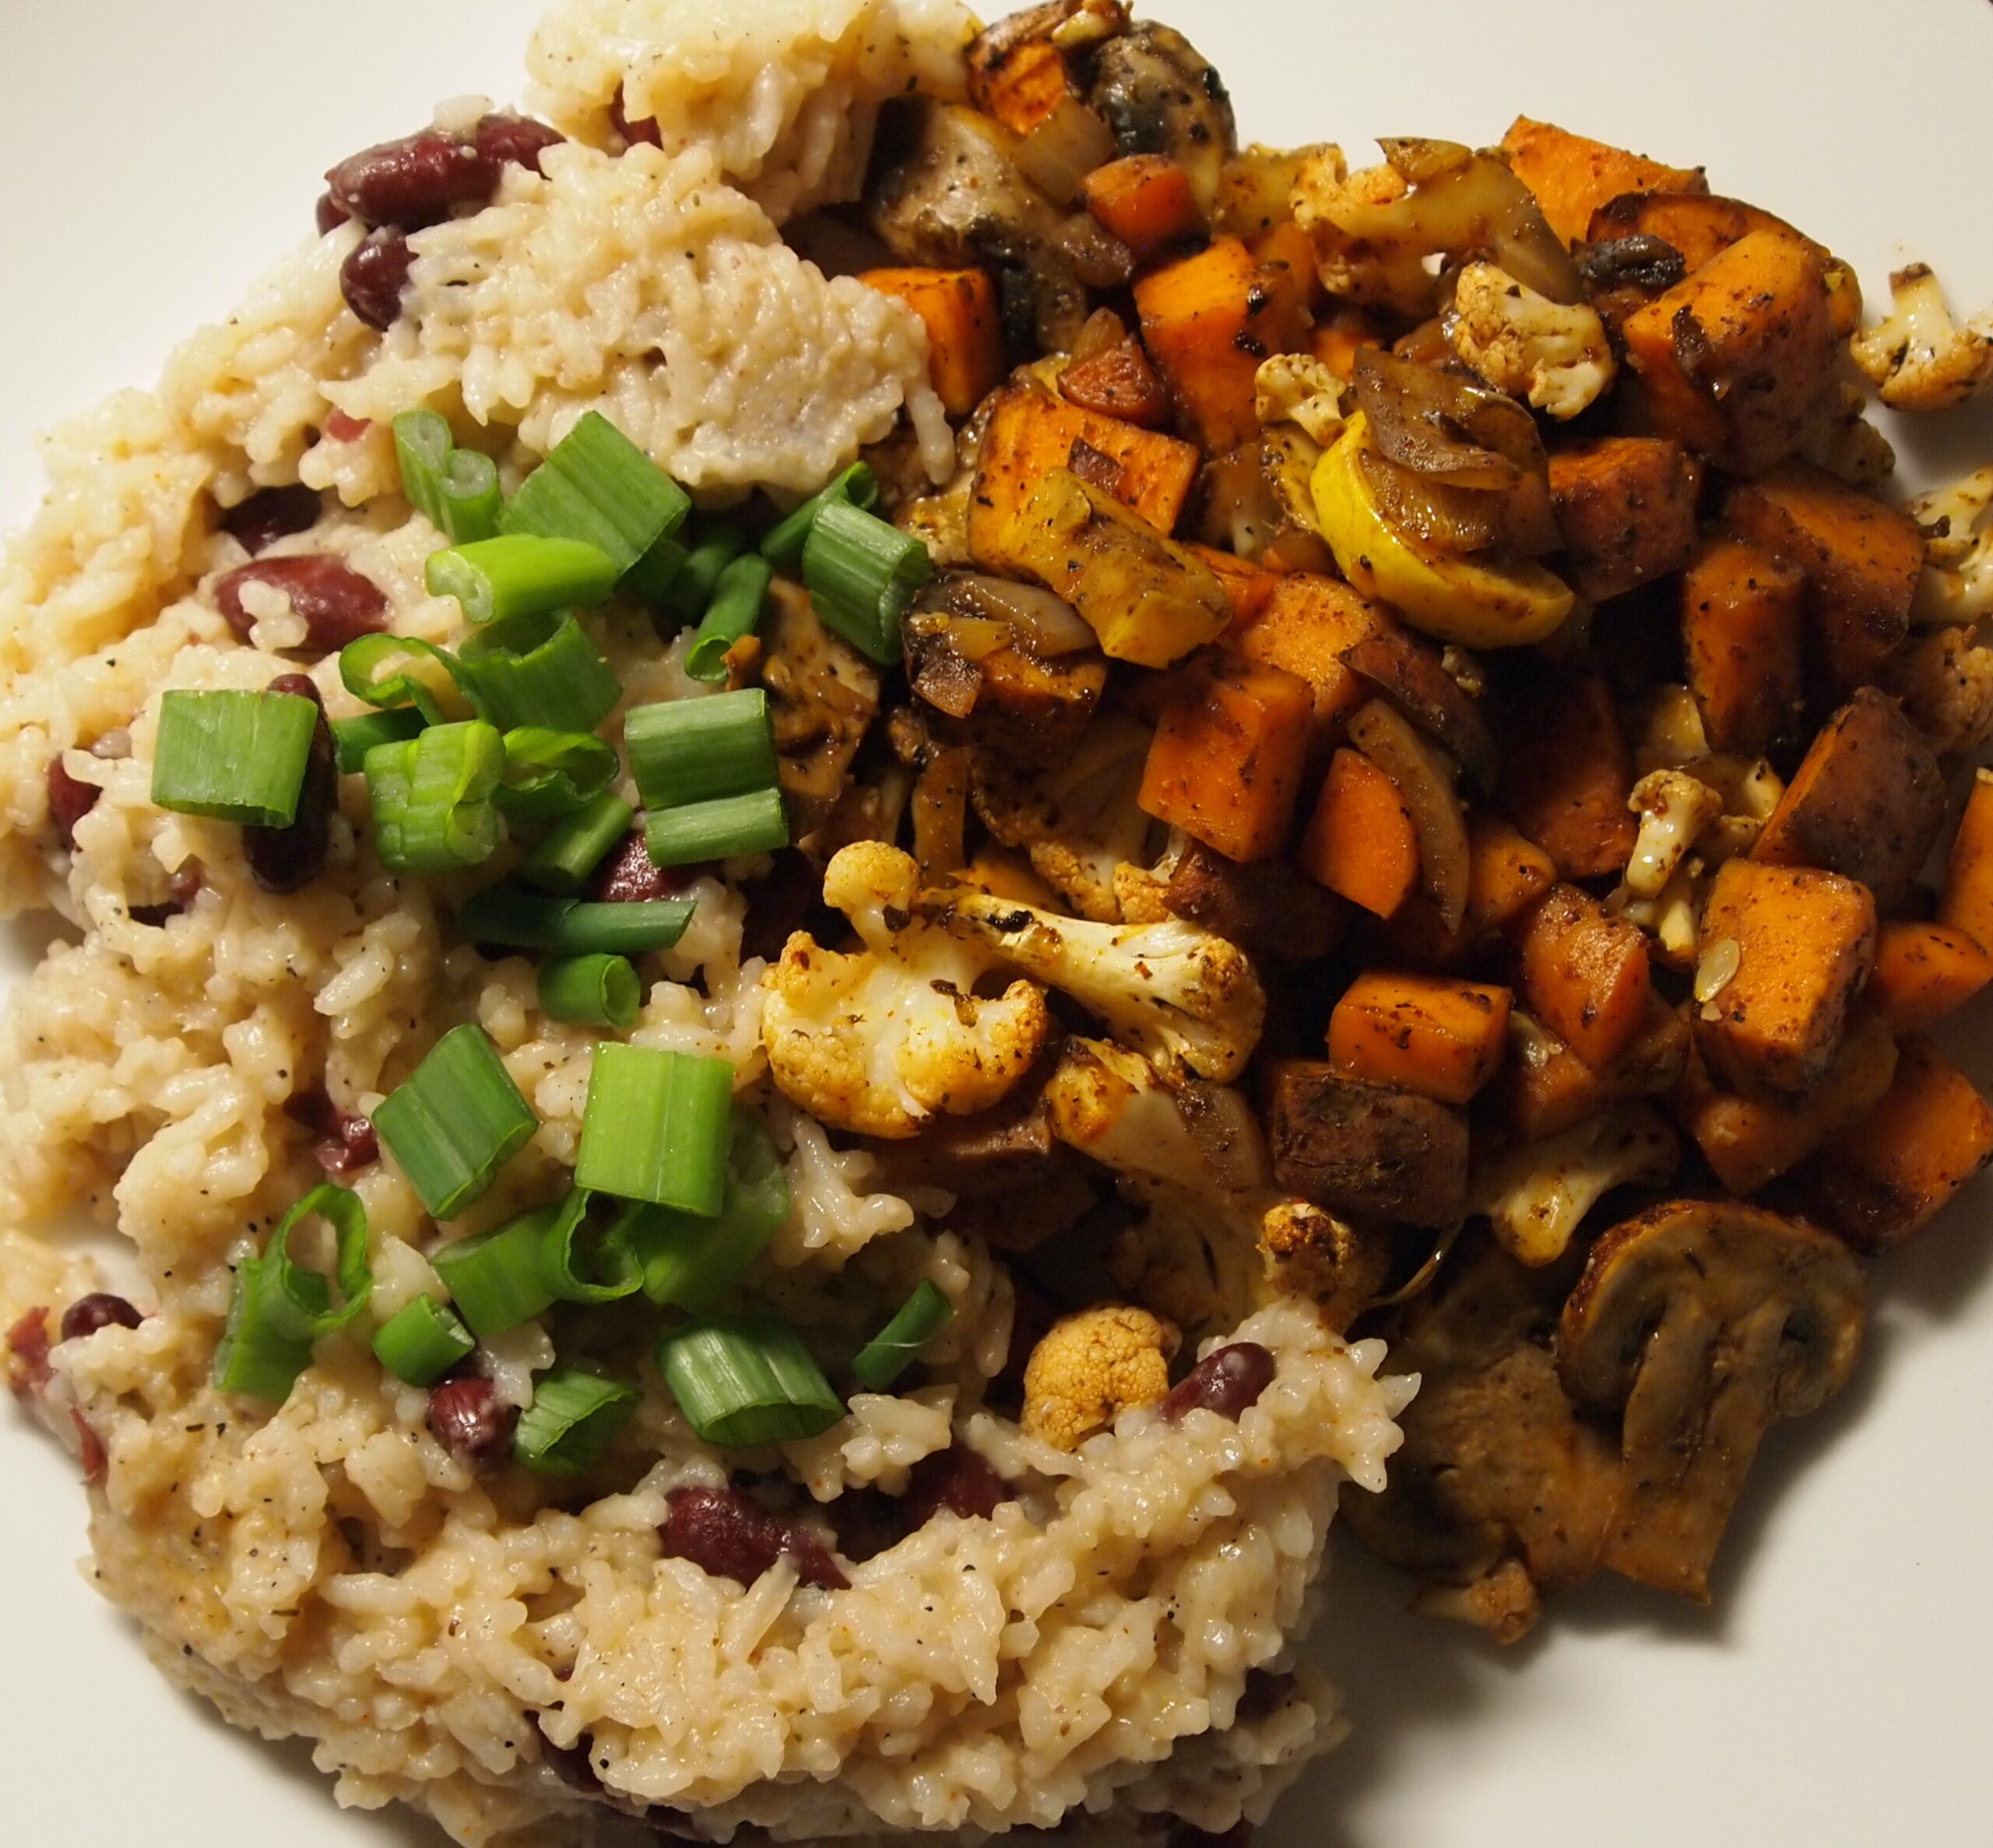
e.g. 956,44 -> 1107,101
1341,620 -> 1499,791
758,580 -> 881,848
1557,1199 -> 1865,1601
1084,21 -> 1236,214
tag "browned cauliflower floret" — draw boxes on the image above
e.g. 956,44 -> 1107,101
1909,466 -> 1993,624
1624,768 -> 1724,899
1021,1303 -> 1180,1449
1260,1200 -> 1389,1333
761,841 -> 1049,1138
1291,149 -> 1432,315
1850,263 -> 1993,410
1444,260 -> 1614,420
1879,626 -> 1993,756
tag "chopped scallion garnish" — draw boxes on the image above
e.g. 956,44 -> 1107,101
575,1043 -> 733,1215
427,534 -> 619,626
339,632 -> 462,724
371,1295 -> 476,1386
213,1183 -> 372,1400
625,687 -> 779,811
393,409 -> 502,545
395,409 -> 455,531
644,787 -> 789,866
684,554 -> 774,683
801,498 -> 932,664
657,523 -> 745,627
624,530 -> 688,609
757,462 -> 878,570
851,1279 -> 955,1391
372,1022 -> 538,1221
498,412 -> 691,580
151,688 -> 319,827
456,884 -> 696,954
533,1187 -> 643,1305
332,706 -> 427,775
431,1210 -> 558,1340
452,611 -> 623,736
512,1365 -> 638,1474
364,719 -> 508,875
494,726 -> 617,824
538,951 -> 641,1029
517,792 -> 634,896
657,1316 -> 843,1447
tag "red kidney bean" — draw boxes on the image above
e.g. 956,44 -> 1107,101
215,556 -> 387,653
46,757 -> 100,849
128,900 -> 180,927
590,830 -> 702,904
1161,1343 -> 1277,1424
427,1374 -> 518,1469
323,410 -> 371,444
315,192 -> 351,236
901,1443 -> 1010,1527
5,1309 -> 53,1401
244,673 -> 336,895
473,112 -> 564,175
283,1090 -> 381,1177
59,1294 -> 143,1343
826,1488 -> 904,1565
610,86 -> 663,149
342,228 -> 416,331
325,128 -> 495,230
659,1485 -> 849,1590
219,484 -> 322,556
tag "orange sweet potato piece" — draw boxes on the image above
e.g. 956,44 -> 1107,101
1794,1038 -> 1993,1249
1301,747 -> 1419,918
1467,813 -> 1558,933
1080,155 -> 1204,255
1501,116 -> 1707,248
1328,971 -> 1513,1105
1492,671 -> 1636,880
1724,463 -> 1924,696
1134,235 -> 1311,453
1496,993 -> 1688,1141
858,268 -> 1004,417
1516,884 -> 1654,1070
1060,332 -> 1170,427
1309,304 -> 1389,378
1138,659 -> 1314,863
1680,532 -> 1805,754
1751,687 -> 1946,912
968,381 -> 1201,563
965,3 -> 1074,135
1547,436 -> 1701,604
1671,1004 -> 1897,1196
1866,921 -> 1993,1036
1185,544 -> 1277,626
1693,858 -> 1876,1101
1620,229 -> 1837,473
1939,768 -> 1993,953
1233,571 -> 1380,733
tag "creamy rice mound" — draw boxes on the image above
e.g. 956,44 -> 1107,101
0,3 -> 1411,1844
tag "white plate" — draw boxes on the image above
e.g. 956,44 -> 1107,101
3,2 -> 1991,1843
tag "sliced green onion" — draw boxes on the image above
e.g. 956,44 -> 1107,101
373,1023 -> 538,1221
513,1364 -> 638,1474
624,531 -> 688,610
498,412 -> 691,580
431,1211 -> 557,1339
152,689 -> 318,827
371,1295 -> 475,1386
494,726 -> 617,824
757,462 -> 878,570
427,534 -> 619,626
395,409 -> 454,529
851,1280 -> 955,1391
606,1110 -> 788,1315
533,1188 -> 642,1305
657,522 -> 745,627
456,884 -> 696,954
538,952 -> 641,1029
332,706 -> 427,775
452,611 -> 623,736
657,1316 -> 843,1447
393,409 -> 501,545
684,555 -> 774,683
437,448 -> 503,546
365,719 -> 507,875
213,1183 -> 372,1400
518,792 -> 634,896
645,788 -> 789,866
339,632 -> 461,723
576,1044 -> 733,1214
625,688 -> 779,811
802,499 -> 932,664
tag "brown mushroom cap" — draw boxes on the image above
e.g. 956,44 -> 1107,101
1556,1198 -> 1865,1600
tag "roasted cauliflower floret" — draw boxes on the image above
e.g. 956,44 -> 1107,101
1021,1303 -> 1180,1449
1260,1200 -> 1390,1333
761,841 -> 1050,1139
1624,768 -> 1724,899
1909,466 -> 1993,624
1879,626 -> 1993,756
1850,263 -> 1993,411
1292,148 -> 1433,315
1445,261 -> 1615,420
1256,352 -> 1349,445
933,887 -> 1265,1083
1469,1106 -> 1681,1267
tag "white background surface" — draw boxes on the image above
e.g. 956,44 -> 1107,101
2,2 -> 1991,1843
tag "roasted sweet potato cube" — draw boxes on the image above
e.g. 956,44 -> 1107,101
1492,670 -> 1636,880
1162,837 -> 1346,964
1060,334 -> 1170,427
1516,884 -> 1654,1070
858,268 -> 1004,417
1750,687 -> 1946,912
1587,191 -> 1815,282
1680,533 -> 1805,754
1184,543 -> 1277,625
1723,462 -> 1924,694
1548,437 -> 1702,603
1794,1038 -> 1993,1249
1080,155 -> 1204,257
1360,813 -> 1557,971
1694,859 -> 1876,1100
1621,229 -> 1837,473
1299,747 -> 1420,919
1939,768 -> 1993,954
1267,1059 -> 1469,1229
1496,992 -> 1688,1141
1328,971 -> 1513,1106
965,2 -> 1076,135
1138,659 -> 1315,861
1234,573 -> 1381,734
1671,1004 -> 1897,1195
1501,117 -> 1707,247
1867,921 -> 1993,1036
